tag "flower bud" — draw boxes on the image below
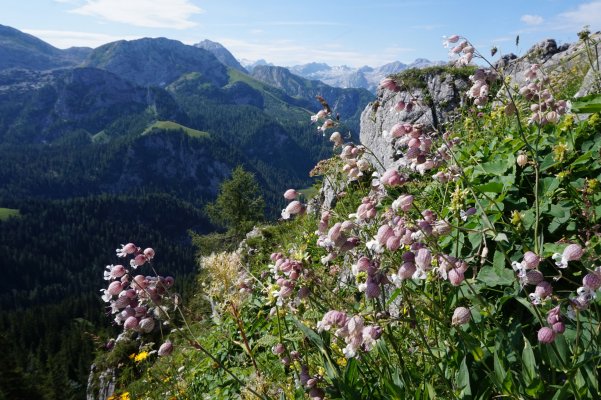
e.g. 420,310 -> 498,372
563,244 -> 584,262
330,131 -> 343,147
398,262 -> 416,280
284,189 -> 299,200
524,270 -> 544,285
139,317 -> 155,333
583,273 -> 601,290
452,307 -> 471,326
537,327 -> 556,344
124,316 -> 139,330
272,343 -> 285,355
143,248 -> 155,260
158,341 -> 174,356
534,281 -> 553,298
379,77 -> 398,91
448,268 -> 465,286
552,322 -> 565,334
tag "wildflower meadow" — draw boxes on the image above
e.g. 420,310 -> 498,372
94,31 -> 601,399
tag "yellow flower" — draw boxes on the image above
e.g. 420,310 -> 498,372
128,353 -> 136,360
134,351 -> 149,363
121,393 -> 131,400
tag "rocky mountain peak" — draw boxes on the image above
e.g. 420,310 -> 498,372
194,39 -> 247,73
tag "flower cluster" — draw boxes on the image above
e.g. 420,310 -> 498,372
317,311 -> 382,358
467,69 -> 498,107
518,64 -> 570,125
101,243 -> 175,353
268,252 -> 310,308
339,143 -> 371,181
281,189 -> 305,220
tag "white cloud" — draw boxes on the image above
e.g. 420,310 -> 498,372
22,29 -> 142,49
557,1 -> 601,31
521,14 -> 544,26
69,0 -> 203,29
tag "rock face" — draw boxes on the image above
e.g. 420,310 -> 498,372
0,24 -> 83,70
0,67 -> 180,143
251,65 -> 374,134
360,69 -> 470,171
500,36 -> 601,96
194,39 -> 248,73
83,37 -> 229,88
359,34 -> 601,172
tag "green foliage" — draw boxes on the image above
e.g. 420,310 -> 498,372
205,166 -> 266,236
95,36 -> 601,399
0,207 -> 19,220
571,93 -> 601,113
142,120 -> 210,138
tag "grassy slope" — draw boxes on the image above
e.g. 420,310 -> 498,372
0,208 -> 19,220
142,120 -> 210,138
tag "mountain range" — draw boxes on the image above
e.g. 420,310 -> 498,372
239,56 -> 444,93
0,24 -> 377,398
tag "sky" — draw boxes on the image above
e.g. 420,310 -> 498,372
1,0 -> 601,68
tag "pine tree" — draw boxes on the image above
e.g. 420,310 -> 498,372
205,166 -> 265,236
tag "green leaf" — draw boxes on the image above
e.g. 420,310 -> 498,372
479,157 -> 513,175
477,251 -> 514,287
540,177 -> 560,198
522,337 -> 539,387
475,181 -> 505,193
292,318 -> 324,348
571,150 -> 594,167
456,356 -> 472,399
493,350 -> 507,387
571,94 -> 601,113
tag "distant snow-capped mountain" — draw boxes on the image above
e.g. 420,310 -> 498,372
239,58 -> 275,72
287,59 -> 445,93
195,39 -> 444,93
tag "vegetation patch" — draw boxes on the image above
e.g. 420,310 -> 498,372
141,120 -> 210,138
0,207 -> 19,220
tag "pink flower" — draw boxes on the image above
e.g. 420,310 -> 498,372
552,243 -> 584,268
380,168 -> 406,186
552,322 -> 565,334
116,243 -> 137,257
547,306 -> 562,325
448,268 -> 465,286
318,119 -> 336,132
397,262 -> 416,280
107,281 -> 124,296
143,248 -> 155,260
283,189 -> 298,200
158,341 -> 174,356
537,327 -> 556,344
131,254 -> 147,268
124,316 -> 139,330
393,101 -> 406,112
271,343 -> 285,355
329,131 -> 343,147
139,317 -> 155,333
583,273 -> 601,290
376,225 -> 395,246
452,307 -> 471,325
379,77 -> 398,91
442,34 -> 460,47
415,248 -> 432,271
281,200 -> 304,220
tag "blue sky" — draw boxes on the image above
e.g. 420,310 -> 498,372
2,0 -> 600,67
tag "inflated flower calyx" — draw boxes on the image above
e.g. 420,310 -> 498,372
452,307 -> 471,325
158,341 -> 174,356
537,327 -> 556,344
